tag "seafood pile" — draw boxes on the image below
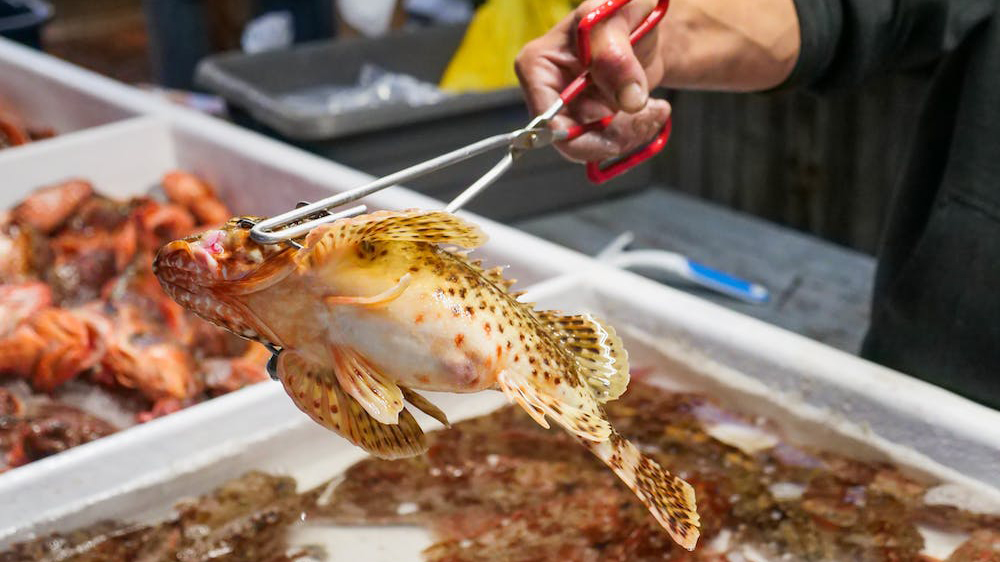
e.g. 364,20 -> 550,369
0,173 -> 267,471
0,101 -> 55,149
3,380 -> 997,562
153,210 -> 699,547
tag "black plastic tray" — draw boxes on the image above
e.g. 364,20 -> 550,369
197,25 -> 522,141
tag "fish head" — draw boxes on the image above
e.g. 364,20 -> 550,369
153,216 -> 292,340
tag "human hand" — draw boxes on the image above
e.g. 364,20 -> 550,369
514,0 -> 671,163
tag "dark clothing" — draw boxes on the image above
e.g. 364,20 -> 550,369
789,0 -> 1000,407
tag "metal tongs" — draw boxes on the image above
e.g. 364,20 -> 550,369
252,0 -> 672,377
249,0 -> 673,247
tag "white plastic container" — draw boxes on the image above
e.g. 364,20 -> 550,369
1,271 -> 998,560
0,38 -> 146,136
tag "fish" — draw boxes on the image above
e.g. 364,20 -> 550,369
153,210 -> 701,549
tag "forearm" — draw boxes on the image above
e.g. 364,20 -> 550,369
657,0 -> 801,92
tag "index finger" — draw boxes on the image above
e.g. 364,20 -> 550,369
514,13 -> 583,117
514,47 -> 566,117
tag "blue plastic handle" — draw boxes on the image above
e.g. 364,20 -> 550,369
686,260 -> 770,304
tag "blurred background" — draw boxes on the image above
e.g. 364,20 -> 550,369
18,0 -> 928,255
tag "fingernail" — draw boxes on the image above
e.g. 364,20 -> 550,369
617,82 -> 647,113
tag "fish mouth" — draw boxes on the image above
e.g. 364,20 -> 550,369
153,240 -> 219,294
154,238 -> 282,342
153,242 -> 256,339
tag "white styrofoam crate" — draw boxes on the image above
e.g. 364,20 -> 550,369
1,272 -> 997,559
0,38 -> 153,140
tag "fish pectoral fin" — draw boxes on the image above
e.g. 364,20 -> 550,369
535,311 -> 629,403
324,273 -> 412,308
298,210 -> 487,268
583,434 -> 701,551
401,387 -> 450,428
329,346 -> 406,425
496,369 -> 612,442
276,350 -> 426,459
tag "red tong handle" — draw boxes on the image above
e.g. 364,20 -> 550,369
558,0 -> 671,183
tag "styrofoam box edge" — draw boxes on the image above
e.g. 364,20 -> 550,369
1,272 -> 998,549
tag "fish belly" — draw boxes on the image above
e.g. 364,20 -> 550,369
321,298 -> 499,394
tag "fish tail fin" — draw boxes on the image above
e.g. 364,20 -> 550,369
584,433 -> 700,550
536,311 -> 629,403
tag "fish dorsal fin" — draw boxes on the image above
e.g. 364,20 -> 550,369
534,311 -> 629,403
482,266 -> 506,285
444,253 -> 519,295
473,264 -> 517,291
329,346 -> 405,424
276,350 -> 426,459
298,210 -> 486,267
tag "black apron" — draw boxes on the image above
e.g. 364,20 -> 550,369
862,15 -> 1000,409
791,0 -> 1000,408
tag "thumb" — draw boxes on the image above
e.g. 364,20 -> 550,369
582,0 -> 656,113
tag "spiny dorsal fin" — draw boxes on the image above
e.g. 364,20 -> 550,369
442,250 -> 519,295
483,266 -> 506,286
535,311 -> 629,403
276,350 -> 426,459
298,210 -> 486,268
442,246 -> 471,258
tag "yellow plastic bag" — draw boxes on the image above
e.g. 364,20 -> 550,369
440,0 -> 576,92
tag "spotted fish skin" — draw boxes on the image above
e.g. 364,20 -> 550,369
152,210 -> 701,549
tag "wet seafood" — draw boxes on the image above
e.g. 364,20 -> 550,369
155,209 -> 699,547
0,305 -> 102,392
0,213 -> 48,284
12,180 -> 93,235
5,402 -> 117,468
162,170 -> 230,226
0,102 -> 54,150
4,381 -> 998,562
0,173 -> 267,469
